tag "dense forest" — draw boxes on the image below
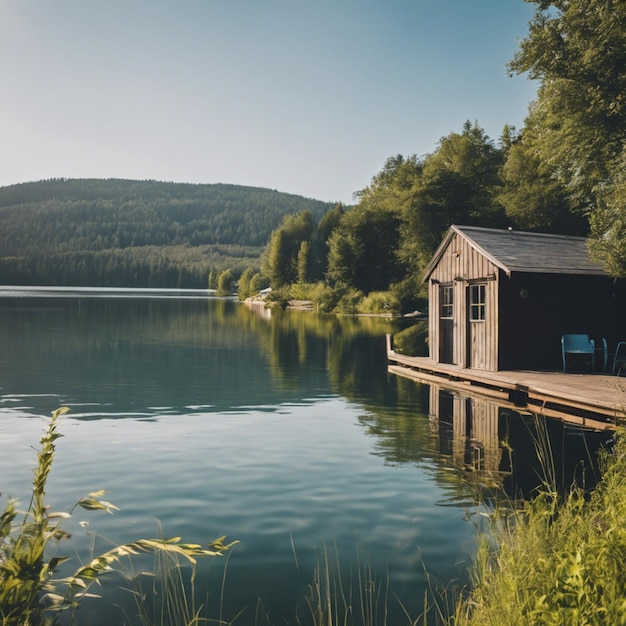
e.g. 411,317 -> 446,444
0,179 -> 334,288
247,0 -> 626,316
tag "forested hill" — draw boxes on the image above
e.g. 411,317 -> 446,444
0,178 -> 335,288
0,178 -> 335,252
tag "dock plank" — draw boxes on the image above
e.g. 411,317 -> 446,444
387,350 -> 626,426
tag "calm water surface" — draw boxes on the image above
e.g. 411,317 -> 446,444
0,288 -> 609,625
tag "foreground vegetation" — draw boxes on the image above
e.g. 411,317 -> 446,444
0,402 -> 626,626
0,408 -> 236,626
453,427 -> 626,626
3,407 -> 626,624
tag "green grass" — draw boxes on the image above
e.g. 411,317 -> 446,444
118,538 -> 243,626
294,543 -> 393,626
452,427 -> 626,626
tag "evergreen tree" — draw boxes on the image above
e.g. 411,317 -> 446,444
217,269 -> 234,296
237,266 -> 255,300
261,210 -> 315,288
297,241 -> 311,284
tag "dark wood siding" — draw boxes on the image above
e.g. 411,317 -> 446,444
498,273 -> 626,370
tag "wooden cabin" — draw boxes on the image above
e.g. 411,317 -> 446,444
423,225 -> 626,372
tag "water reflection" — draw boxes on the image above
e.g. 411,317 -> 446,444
3,290 -> 608,499
425,383 -> 613,499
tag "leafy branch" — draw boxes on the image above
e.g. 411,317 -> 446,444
0,407 -> 236,625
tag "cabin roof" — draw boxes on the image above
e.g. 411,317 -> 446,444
423,225 -> 607,281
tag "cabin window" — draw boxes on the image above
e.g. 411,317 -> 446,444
469,284 -> 486,321
440,285 -> 453,318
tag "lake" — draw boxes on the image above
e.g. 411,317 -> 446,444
0,288 -> 611,625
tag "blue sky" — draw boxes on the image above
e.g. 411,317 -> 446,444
1,1 -> 538,204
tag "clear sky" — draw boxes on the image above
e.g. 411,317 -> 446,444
1,1 -> 538,204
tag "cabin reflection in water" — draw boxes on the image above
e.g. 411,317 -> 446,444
428,384 -> 614,498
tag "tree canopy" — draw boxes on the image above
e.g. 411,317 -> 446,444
506,0 -> 626,274
260,122 -> 515,313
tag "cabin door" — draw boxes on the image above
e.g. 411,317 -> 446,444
468,283 -> 487,369
439,285 -> 454,364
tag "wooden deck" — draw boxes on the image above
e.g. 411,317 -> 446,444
387,343 -> 626,431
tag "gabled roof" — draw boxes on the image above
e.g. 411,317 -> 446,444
423,225 -> 607,281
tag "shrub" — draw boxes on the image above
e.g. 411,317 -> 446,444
357,291 -> 400,315
392,321 -> 429,356
313,284 -> 342,313
249,272 -> 270,294
390,276 -> 427,316
289,282 -> 319,301
334,287 -> 365,314
265,286 -> 291,308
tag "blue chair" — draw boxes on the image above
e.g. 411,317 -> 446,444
561,334 -> 595,372
594,337 -> 608,372
612,342 -> 626,375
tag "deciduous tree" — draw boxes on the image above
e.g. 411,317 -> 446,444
326,205 -> 403,294
507,0 -> 626,271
